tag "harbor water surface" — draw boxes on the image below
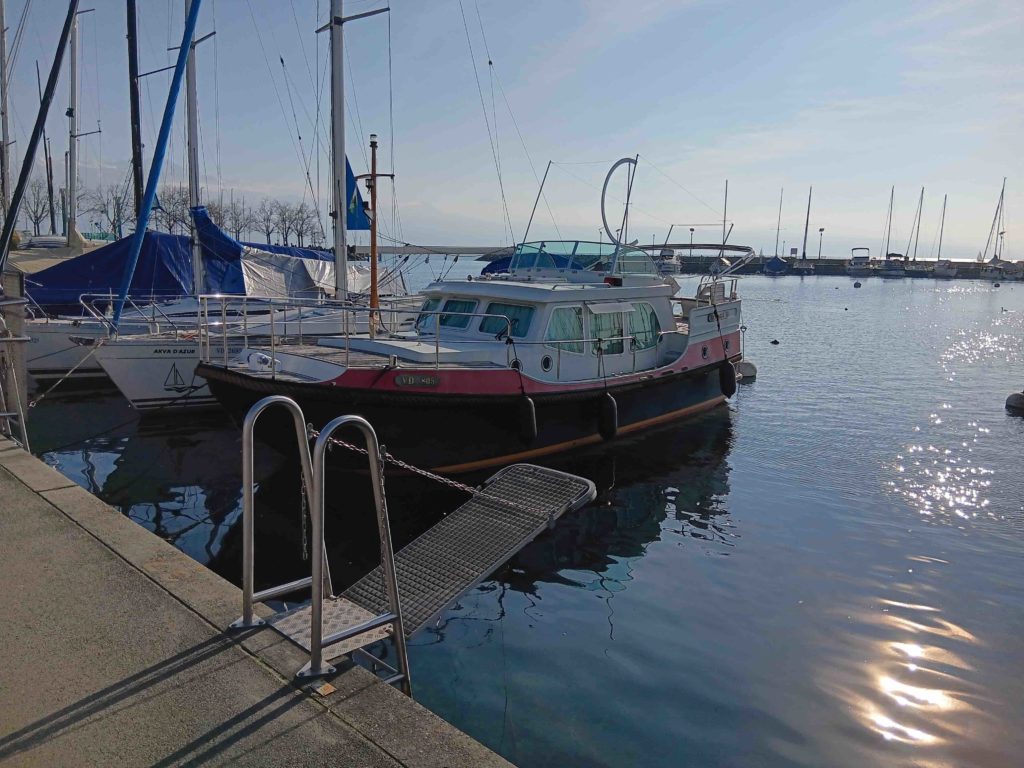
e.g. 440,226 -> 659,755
29,274 -> 1024,767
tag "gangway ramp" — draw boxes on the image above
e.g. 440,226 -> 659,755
228,396 -> 596,694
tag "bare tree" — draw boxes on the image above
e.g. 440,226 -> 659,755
24,179 -> 50,236
274,201 -> 296,246
85,184 -> 133,238
254,198 -> 276,245
205,199 -> 225,228
293,202 -> 319,247
224,199 -> 253,240
152,185 -> 190,234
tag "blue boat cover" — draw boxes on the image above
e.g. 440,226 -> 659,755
763,255 -> 789,275
27,157 -> 370,313
481,252 -> 581,275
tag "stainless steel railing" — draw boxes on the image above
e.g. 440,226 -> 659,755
228,396 -> 411,693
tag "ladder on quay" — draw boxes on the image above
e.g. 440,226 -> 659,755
227,396 -> 596,695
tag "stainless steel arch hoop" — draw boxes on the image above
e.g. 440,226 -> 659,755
601,156 -> 638,246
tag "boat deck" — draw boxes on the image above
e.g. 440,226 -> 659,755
219,341 -> 506,383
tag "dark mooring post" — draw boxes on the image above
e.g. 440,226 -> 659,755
126,0 -> 145,218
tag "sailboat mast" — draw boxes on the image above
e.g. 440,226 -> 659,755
111,0 -> 203,328
996,177 -> 1006,259
184,0 -> 203,292
0,0 -> 81,272
801,186 -> 812,259
722,180 -> 728,248
35,62 -> 57,234
67,11 -> 79,245
126,0 -> 145,218
369,133 -> 379,336
774,187 -> 783,258
936,194 -> 946,260
883,186 -> 894,259
330,0 -> 347,299
0,0 -> 10,219
912,187 -> 923,261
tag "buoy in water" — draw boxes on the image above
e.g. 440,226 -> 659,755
598,392 -> 618,440
1006,391 -> 1024,415
854,281 -> 862,288
518,396 -> 537,444
736,360 -> 757,382
770,339 -> 780,345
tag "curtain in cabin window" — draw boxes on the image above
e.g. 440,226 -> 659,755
628,302 -> 661,349
440,299 -> 478,329
591,311 -> 624,355
544,306 -> 584,354
479,302 -> 535,337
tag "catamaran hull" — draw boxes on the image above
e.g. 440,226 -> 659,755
199,362 -> 730,473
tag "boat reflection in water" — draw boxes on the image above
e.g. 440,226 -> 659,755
208,411 -> 730,608
30,390 -> 282,567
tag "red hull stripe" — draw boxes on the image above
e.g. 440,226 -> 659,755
329,331 -> 742,397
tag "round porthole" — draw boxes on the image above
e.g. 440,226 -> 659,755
701,345 -> 709,359
707,314 -> 714,323
541,355 -> 552,372
511,358 -> 522,370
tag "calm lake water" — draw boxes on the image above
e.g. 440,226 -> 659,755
28,274 -> 1024,768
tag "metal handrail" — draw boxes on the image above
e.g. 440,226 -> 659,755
308,415 -> 411,692
229,395 -> 333,631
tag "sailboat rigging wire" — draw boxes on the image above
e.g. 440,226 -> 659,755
387,13 -> 403,243
6,0 -> 32,74
473,1 -> 502,192
212,0 -> 223,197
244,0 -> 318,216
554,162 -> 674,229
638,154 -> 721,217
458,0 -> 514,245
344,43 -> 370,170
488,59 -> 562,240
278,55 -> 317,209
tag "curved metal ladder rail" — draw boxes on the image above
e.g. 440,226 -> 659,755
306,416 -> 411,691
228,395 -> 334,630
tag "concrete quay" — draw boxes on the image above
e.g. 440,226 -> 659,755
0,436 -> 511,768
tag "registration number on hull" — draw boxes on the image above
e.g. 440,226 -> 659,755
394,373 -> 439,388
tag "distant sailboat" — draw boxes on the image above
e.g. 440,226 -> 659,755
933,195 -> 957,279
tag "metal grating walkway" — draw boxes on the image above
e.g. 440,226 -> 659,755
342,464 -> 596,636
267,596 -> 392,661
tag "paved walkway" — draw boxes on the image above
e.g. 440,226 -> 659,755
0,437 -> 510,767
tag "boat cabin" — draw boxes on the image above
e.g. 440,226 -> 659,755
315,240 -> 743,383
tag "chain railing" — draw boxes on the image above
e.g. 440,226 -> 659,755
306,425 -> 558,518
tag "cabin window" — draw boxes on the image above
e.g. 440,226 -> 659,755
439,298 -> 477,329
629,302 -> 661,349
415,297 -> 441,330
479,302 -> 535,338
591,310 -> 624,355
544,306 -> 585,354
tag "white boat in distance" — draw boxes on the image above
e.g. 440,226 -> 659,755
846,248 -> 873,276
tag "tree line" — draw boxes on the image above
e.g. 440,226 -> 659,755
18,176 -> 327,248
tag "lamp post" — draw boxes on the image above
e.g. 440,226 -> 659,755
817,227 -> 825,259
690,227 -> 695,265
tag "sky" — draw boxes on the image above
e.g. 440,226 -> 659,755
6,0 -> 1022,258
